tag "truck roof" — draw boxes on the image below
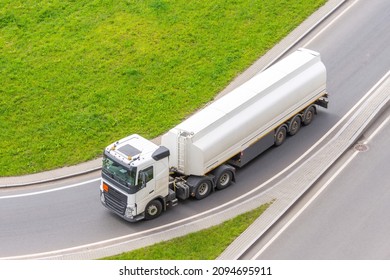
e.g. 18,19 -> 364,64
105,134 -> 159,167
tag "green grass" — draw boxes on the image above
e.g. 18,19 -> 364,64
0,0 -> 326,176
104,203 -> 271,260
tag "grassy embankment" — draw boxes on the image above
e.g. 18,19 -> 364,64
1,0 -> 325,176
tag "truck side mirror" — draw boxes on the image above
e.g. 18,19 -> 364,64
140,172 -> 147,188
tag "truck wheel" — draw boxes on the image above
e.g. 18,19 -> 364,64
216,170 -> 233,190
274,125 -> 287,146
303,106 -> 315,126
145,200 -> 162,220
195,179 -> 212,200
288,115 -> 301,136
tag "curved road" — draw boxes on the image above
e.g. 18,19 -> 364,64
1,0 -> 389,259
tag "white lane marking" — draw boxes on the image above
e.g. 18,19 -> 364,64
365,115 -> 390,143
0,178 -> 100,199
303,0 -> 359,47
252,109 -> 390,259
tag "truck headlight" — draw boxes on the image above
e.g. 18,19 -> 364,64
100,191 -> 105,204
125,206 -> 135,218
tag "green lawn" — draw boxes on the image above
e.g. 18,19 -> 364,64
0,0 -> 326,176
104,203 -> 271,260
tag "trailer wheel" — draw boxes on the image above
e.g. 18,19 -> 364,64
303,106 -> 316,126
216,170 -> 233,190
145,200 -> 162,220
288,115 -> 302,136
194,179 -> 212,200
274,125 -> 287,146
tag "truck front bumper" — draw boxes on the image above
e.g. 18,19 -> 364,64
100,190 -> 145,222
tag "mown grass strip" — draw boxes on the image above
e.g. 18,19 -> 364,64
104,203 -> 271,260
0,0 -> 325,176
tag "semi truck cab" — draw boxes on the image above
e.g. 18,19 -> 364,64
100,134 -> 170,221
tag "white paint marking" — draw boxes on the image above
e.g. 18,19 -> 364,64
0,178 -> 100,199
303,0 -> 359,47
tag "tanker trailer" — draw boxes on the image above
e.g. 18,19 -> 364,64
100,48 -> 328,221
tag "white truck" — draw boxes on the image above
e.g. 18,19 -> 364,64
100,48 -> 328,221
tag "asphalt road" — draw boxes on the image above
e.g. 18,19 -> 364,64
255,110 -> 390,259
1,0 -> 389,258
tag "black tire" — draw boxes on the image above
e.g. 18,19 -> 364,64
288,115 -> 302,136
194,179 -> 212,200
216,170 -> 233,190
145,200 -> 162,220
303,106 -> 315,126
274,125 -> 287,146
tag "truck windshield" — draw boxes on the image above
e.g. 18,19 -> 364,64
102,155 -> 136,187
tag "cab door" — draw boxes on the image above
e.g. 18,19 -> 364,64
135,165 -> 155,214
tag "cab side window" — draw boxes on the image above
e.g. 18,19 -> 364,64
138,166 -> 153,185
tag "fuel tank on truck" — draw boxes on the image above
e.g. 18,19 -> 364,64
161,48 -> 327,176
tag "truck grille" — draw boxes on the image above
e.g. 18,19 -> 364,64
104,184 -> 127,215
